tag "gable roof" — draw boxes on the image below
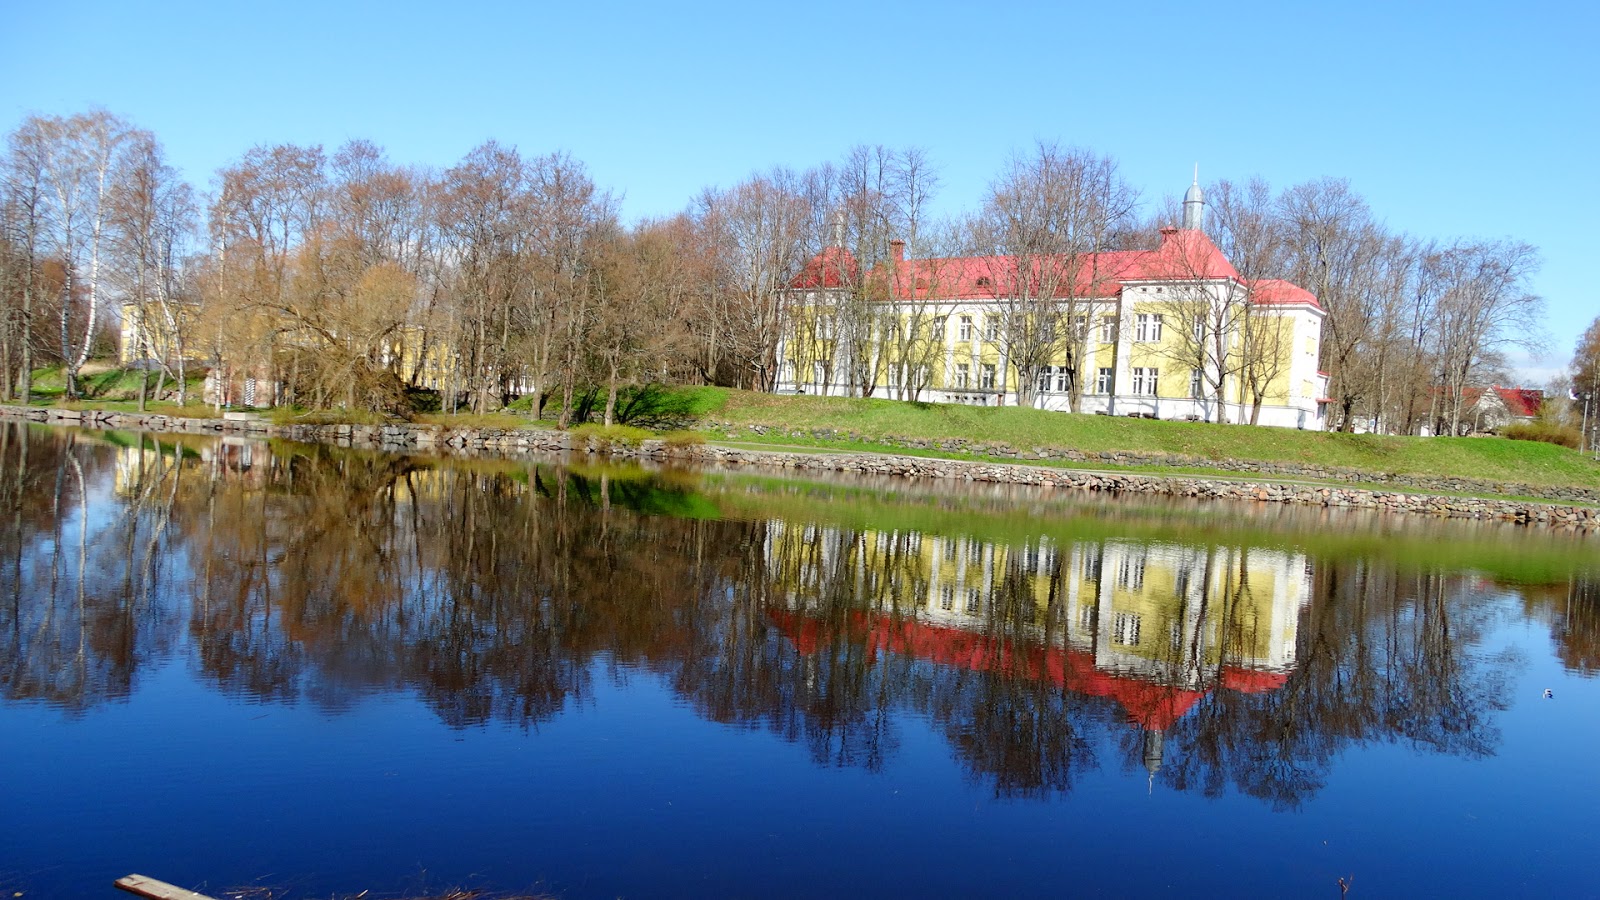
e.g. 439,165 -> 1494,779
1493,386 -> 1543,418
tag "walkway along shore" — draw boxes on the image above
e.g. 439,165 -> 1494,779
4,404 -> 1596,531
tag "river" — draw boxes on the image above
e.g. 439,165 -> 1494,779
1,422 -> 1596,897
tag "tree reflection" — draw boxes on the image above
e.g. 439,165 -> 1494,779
0,426 -> 186,711
0,421 -> 1579,808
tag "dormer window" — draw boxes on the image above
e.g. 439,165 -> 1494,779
975,276 -> 992,289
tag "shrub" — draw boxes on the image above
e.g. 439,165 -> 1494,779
569,423 -> 653,449
1502,421 -> 1581,449
662,430 -> 707,449
406,387 -> 442,413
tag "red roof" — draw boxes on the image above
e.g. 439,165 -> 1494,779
821,228 -> 1318,310
790,246 -> 859,289
1248,278 -> 1319,307
1493,386 -> 1543,419
769,609 -> 1288,731
1445,385 -> 1544,420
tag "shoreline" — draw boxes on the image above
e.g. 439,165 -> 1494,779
4,403 -> 1595,531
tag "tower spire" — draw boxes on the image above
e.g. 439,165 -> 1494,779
1182,167 -> 1205,231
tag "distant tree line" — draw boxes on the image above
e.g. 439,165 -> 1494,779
0,109 -> 1568,433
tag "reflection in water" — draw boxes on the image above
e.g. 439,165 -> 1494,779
765,523 -> 1307,795
0,422 -> 1590,809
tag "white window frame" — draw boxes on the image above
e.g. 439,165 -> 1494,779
1095,367 -> 1113,394
953,362 -> 969,389
958,316 -> 974,341
1135,313 -> 1163,343
980,363 -> 996,390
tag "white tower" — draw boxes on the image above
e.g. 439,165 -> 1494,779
1182,166 -> 1204,231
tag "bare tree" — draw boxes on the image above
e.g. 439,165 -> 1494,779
1278,179 -> 1387,431
1428,240 -> 1543,434
209,142 -> 329,406
694,171 -> 812,391
2,119 -> 52,401
971,143 -> 1136,409
106,130 -> 196,409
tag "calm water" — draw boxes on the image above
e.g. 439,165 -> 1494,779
1,423 -> 1598,898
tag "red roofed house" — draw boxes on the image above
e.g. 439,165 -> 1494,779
1448,385 -> 1544,434
778,178 -> 1329,429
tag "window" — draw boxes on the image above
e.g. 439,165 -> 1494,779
1113,612 -> 1142,646
980,363 -> 996,390
1190,368 -> 1204,399
1055,368 -> 1071,393
1037,366 -> 1053,394
1081,546 -> 1102,581
984,316 -> 1000,341
929,316 -> 946,341
953,362 -> 969,389
1099,316 -> 1116,343
1095,367 -> 1113,394
1135,313 -> 1163,342
976,276 -> 992,289
958,316 -> 973,340
965,588 -> 981,614
1192,317 -> 1207,343
818,317 -> 834,340
1117,552 -> 1146,590
940,584 -> 955,610
1079,604 -> 1096,630
812,362 -> 826,388
1074,315 -> 1089,340
1132,367 -> 1159,396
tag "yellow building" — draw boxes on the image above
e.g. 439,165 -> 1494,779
778,181 -> 1329,428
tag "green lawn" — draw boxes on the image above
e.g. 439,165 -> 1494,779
691,389 -> 1600,491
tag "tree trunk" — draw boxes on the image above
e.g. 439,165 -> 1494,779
603,360 -> 619,427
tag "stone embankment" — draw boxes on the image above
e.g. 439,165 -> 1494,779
5,405 -> 1596,531
712,423 -> 1600,505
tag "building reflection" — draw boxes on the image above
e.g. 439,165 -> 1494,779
764,523 -> 1309,781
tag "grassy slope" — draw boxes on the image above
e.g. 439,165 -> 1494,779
14,370 -> 1599,492
698,389 -> 1600,490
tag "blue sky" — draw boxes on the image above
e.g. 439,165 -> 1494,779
4,0 -> 1594,383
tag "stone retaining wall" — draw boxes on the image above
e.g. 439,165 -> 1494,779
709,422 -> 1600,505
4,405 -> 1595,530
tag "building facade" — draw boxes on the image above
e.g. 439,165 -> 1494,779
777,181 -> 1329,429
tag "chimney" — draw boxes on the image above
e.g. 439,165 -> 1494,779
890,239 -> 905,266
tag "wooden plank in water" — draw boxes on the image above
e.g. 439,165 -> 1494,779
114,874 -> 220,900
